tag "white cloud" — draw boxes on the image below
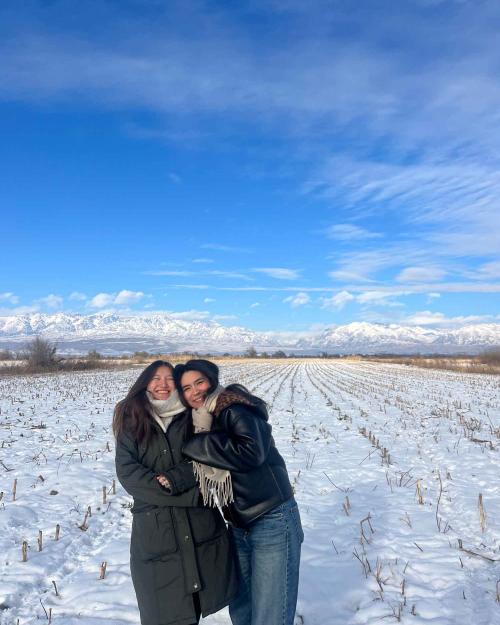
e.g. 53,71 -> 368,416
203,298 -> 216,303
208,270 -> 252,280
468,260 -> 500,280
397,266 -> 447,283
169,310 -> 210,321
328,247 -> 426,282
89,293 -> 115,308
213,314 -> 237,321
69,291 -> 87,301
89,290 -> 146,308
38,294 -> 63,309
325,224 -> 382,241
250,302 -> 261,308
356,290 -> 408,307
320,290 -> 355,310
114,290 -> 145,305
254,268 -> 300,280
426,292 -> 441,303
0,305 -> 39,316
192,258 -> 214,264
283,292 -> 310,308
0,292 -> 19,305
404,310 -> 494,327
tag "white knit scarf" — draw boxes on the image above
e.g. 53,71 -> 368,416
146,390 -> 185,432
191,385 -> 234,508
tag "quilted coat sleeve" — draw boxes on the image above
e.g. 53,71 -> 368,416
115,432 -> 200,507
163,459 -> 199,495
182,404 -> 272,473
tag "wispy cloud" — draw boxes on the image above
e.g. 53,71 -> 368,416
148,269 -> 253,280
283,292 -> 310,307
325,224 -> 382,241
254,267 -> 300,280
0,292 -> 20,305
37,294 -> 63,309
201,243 -> 252,253
69,291 -> 87,301
403,310 -> 495,327
396,266 -> 447,283
320,291 -> 355,311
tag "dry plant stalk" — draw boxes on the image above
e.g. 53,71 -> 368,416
99,561 -> 107,579
79,510 -> 89,531
415,480 -> 424,505
102,486 -> 107,504
55,524 -> 60,541
13,478 -> 17,501
112,479 -> 116,494
38,530 -> 43,552
22,540 -> 28,562
52,580 -> 59,597
478,493 -> 486,532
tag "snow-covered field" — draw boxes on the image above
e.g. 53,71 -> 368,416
1,361 -> 499,625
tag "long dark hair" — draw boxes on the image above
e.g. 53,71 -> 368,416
112,360 -> 174,444
174,359 -> 267,411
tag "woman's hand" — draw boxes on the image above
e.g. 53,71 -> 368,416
156,474 -> 171,489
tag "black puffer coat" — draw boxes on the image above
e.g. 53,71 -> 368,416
115,410 -> 238,625
182,395 -> 294,528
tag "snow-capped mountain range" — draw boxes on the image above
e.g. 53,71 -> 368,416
0,312 -> 499,355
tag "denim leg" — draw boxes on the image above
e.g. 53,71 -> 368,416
230,499 -> 303,625
229,526 -> 253,625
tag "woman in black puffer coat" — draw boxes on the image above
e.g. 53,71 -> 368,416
113,360 -> 237,625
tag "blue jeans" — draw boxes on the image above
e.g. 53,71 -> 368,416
229,498 -> 303,625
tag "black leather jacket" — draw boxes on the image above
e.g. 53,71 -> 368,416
182,399 -> 293,528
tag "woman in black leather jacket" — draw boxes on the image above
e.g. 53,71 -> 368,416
174,359 -> 303,625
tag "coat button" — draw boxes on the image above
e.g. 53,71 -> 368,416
184,535 -> 190,542
193,583 -> 199,590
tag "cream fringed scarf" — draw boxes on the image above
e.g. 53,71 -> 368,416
191,385 -> 234,508
146,390 -> 185,432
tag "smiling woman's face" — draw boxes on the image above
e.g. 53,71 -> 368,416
146,365 -> 175,400
180,370 -> 211,409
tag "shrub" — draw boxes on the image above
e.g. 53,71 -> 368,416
22,337 -> 60,371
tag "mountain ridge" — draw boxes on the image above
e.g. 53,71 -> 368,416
0,312 -> 499,355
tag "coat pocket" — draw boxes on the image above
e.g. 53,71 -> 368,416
132,508 -> 178,560
187,507 -> 225,545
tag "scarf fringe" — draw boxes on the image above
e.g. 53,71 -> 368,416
192,461 -> 234,508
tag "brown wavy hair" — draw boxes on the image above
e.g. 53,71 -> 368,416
112,360 -> 174,445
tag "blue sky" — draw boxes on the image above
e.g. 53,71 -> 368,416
1,0 -> 499,331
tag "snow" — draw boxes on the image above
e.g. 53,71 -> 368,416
1,313 -> 499,354
0,361 -> 499,624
